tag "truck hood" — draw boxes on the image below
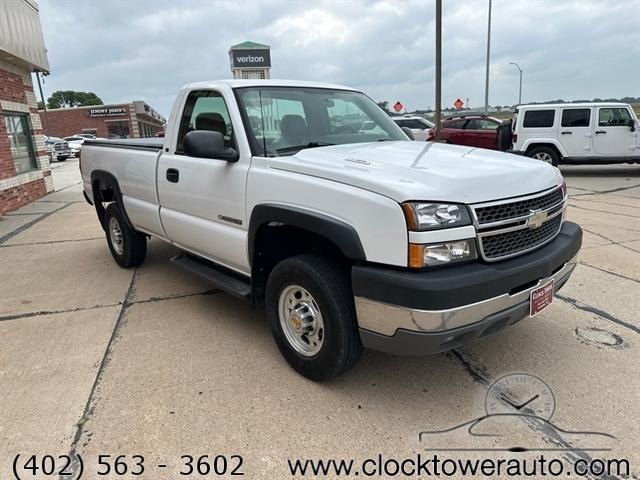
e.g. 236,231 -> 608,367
267,141 -> 562,204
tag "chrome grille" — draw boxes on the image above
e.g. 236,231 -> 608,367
475,188 -> 564,225
472,187 -> 565,261
480,216 -> 562,259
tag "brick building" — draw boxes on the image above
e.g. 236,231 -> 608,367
0,0 -> 52,216
41,101 -> 166,139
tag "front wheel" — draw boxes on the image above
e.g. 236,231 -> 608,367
265,255 -> 362,381
104,203 -> 147,268
527,146 -> 559,166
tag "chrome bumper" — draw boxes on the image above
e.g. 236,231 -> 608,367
355,254 -> 578,337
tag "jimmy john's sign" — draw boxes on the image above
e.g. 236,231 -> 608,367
88,107 -> 127,118
230,49 -> 271,68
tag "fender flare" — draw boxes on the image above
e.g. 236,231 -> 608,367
247,204 -> 366,265
90,170 -> 134,229
522,139 -> 568,158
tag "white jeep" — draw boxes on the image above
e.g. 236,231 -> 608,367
512,102 -> 640,165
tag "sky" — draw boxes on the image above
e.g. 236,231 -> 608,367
36,0 -> 640,117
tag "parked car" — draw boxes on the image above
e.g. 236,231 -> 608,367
45,137 -> 70,162
75,133 -> 98,140
427,115 -> 502,150
511,103 -> 640,166
392,115 -> 435,141
80,79 -> 581,380
64,136 -> 86,157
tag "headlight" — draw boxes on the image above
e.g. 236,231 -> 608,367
409,239 -> 477,268
401,202 -> 471,231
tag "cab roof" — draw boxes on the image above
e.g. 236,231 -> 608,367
182,79 -> 358,91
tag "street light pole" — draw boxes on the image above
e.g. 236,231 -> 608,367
509,62 -> 523,105
483,0 -> 492,114
434,0 -> 442,141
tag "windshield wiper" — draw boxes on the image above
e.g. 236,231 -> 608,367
274,142 -> 336,155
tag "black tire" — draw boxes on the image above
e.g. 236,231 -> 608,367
58,156 -> 68,161
526,146 -> 560,166
266,254 -> 362,381
104,203 -> 147,268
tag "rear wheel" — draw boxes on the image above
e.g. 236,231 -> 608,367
527,146 -> 559,166
104,203 -> 147,268
266,254 -> 362,381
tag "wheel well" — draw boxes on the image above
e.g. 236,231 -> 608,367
525,143 -> 562,159
250,224 -> 349,307
91,174 -> 133,230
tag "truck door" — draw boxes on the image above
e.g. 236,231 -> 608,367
157,89 -> 250,273
558,107 -> 592,158
593,106 -> 638,158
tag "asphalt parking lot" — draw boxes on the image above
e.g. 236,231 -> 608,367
1,159 -> 639,479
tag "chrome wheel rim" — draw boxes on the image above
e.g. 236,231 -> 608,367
533,152 -> 553,163
278,284 -> 324,357
108,216 -> 124,255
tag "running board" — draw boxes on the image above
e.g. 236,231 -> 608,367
170,253 -> 251,299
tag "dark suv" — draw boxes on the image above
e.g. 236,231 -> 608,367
428,115 -> 502,150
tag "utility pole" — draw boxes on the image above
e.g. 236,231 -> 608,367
435,0 -> 442,140
35,71 -> 49,136
509,62 -> 523,105
483,0 -> 492,114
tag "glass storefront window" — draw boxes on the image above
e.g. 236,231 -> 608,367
3,113 -> 37,174
107,121 -> 130,139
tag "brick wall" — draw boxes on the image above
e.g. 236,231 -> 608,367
41,104 -> 133,139
0,60 -> 52,216
0,176 -> 47,216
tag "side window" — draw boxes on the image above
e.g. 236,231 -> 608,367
176,90 -> 235,153
522,110 -> 555,128
446,119 -> 466,129
405,119 -> 426,129
477,119 -> 498,130
598,108 -> 632,127
394,120 -> 407,128
561,109 -> 590,127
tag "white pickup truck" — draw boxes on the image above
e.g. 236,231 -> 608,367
80,80 -> 582,380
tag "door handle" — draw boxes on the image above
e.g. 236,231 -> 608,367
166,168 -> 179,183
561,131 -> 572,135
595,130 -> 607,134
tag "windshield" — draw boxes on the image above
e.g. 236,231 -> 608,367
235,87 -> 407,156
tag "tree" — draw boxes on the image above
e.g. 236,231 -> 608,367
47,90 -> 103,109
37,100 -> 44,110
376,101 -> 390,114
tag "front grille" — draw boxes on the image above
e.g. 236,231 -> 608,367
480,215 -> 562,260
475,188 -> 564,224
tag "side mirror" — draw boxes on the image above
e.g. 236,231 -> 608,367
401,126 -> 415,140
628,118 -> 636,132
183,130 -> 239,162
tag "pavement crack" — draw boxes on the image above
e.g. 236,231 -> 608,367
568,203 -> 640,219
129,288 -> 221,305
0,237 -> 103,248
0,303 -> 122,322
556,294 -> 640,334
579,227 -> 640,254
0,202 -> 72,245
447,350 -> 624,480
578,261 -> 640,284
64,268 -> 139,479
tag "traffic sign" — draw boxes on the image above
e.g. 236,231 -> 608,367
393,101 -> 404,113
454,98 -> 464,110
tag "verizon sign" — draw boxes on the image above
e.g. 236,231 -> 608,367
88,107 -> 127,118
230,49 -> 271,68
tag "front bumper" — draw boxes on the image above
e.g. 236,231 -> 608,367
352,221 -> 582,356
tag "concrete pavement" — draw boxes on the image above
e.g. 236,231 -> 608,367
1,160 -> 639,478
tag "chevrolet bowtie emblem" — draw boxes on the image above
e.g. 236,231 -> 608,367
527,209 -> 548,229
